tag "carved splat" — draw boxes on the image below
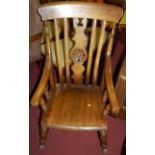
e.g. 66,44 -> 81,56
70,18 -> 88,84
71,64 -> 85,85
70,47 -> 87,64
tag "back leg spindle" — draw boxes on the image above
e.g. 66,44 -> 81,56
98,129 -> 108,153
39,123 -> 48,149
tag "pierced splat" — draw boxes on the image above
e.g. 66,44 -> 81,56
70,18 -> 88,84
71,64 -> 85,85
70,48 -> 87,64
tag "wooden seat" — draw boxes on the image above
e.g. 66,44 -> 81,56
43,85 -> 107,130
30,1 -> 123,152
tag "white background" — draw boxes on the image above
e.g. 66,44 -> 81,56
0,0 -> 29,154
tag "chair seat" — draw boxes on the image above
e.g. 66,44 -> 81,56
42,84 -> 107,131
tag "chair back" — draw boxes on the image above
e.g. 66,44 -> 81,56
38,2 -> 123,88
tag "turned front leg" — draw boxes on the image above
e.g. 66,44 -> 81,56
98,129 -> 108,153
39,123 -> 48,149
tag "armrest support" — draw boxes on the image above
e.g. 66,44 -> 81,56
31,21 -> 52,106
30,54 -> 51,106
105,56 -> 120,114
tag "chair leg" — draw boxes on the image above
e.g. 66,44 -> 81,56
98,129 -> 108,153
39,123 -> 48,149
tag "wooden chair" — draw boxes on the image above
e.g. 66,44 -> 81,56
30,2 -> 123,152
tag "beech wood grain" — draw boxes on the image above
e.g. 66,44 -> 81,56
42,84 -> 107,130
38,2 -> 123,22
105,56 -> 120,114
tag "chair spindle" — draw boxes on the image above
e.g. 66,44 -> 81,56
64,18 -> 70,83
86,19 -> 97,85
106,23 -> 116,56
54,19 -> 63,84
92,20 -> 106,85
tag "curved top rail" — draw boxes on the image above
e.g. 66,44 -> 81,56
38,2 -> 123,23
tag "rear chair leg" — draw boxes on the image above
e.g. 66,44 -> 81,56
39,123 -> 48,149
99,129 -> 108,153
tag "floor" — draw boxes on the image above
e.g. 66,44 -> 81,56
29,29 -> 126,155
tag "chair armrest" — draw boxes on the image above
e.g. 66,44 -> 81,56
105,56 -> 120,114
30,54 -> 51,106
